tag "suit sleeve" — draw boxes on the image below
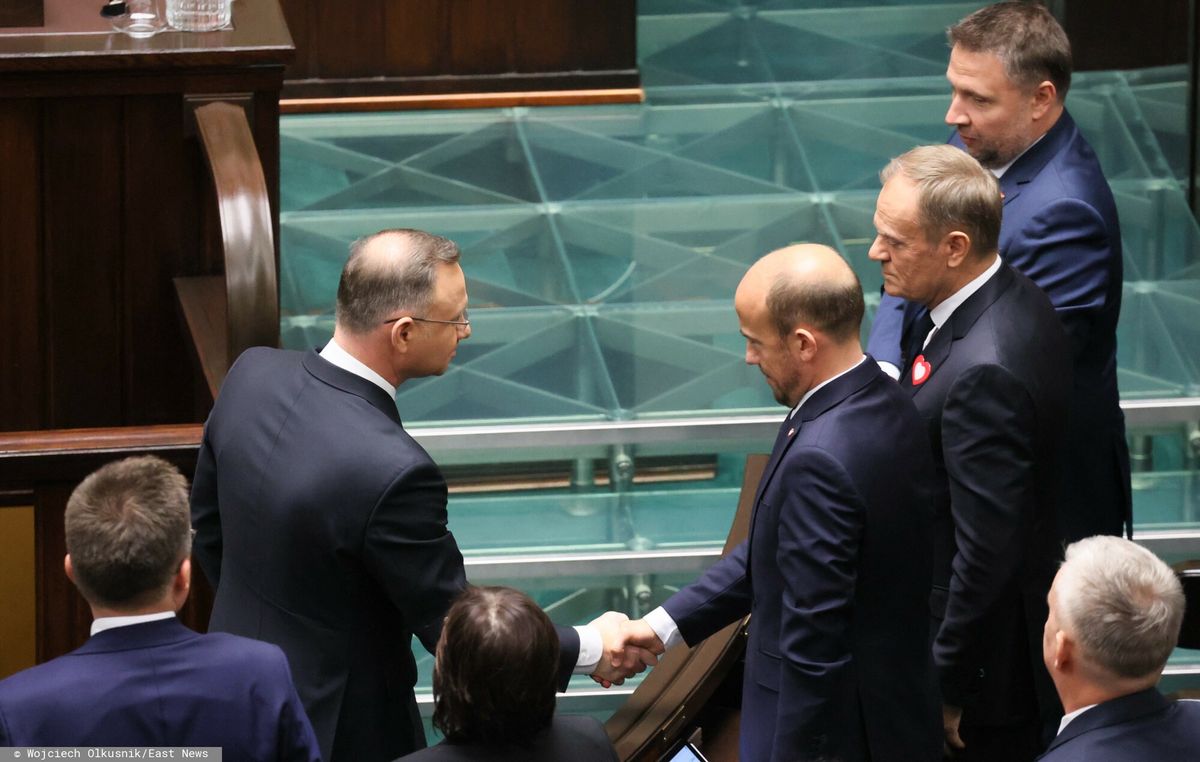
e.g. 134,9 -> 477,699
866,292 -> 907,367
771,448 -> 864,762
271,649 -> 322,762
934,364 -> 1039,706
662,540 -> 752,646
555,625 -> 580,691
361,459 -> 467,655
1009,198 -> 1114,362
190,424 -> 223,590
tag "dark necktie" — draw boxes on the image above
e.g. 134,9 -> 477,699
903,309 -> 935,375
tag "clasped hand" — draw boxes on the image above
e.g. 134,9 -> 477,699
587,612 -> 667,688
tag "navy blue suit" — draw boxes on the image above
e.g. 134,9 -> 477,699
869,110 -> 1130,542
902,264 -> 1071,754
0,617 -> 319,761
1038,689 -> 1200,761
661,359 -> 940,762
192,348 -> 580,762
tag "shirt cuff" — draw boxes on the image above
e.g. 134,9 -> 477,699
644,606 -> 684,650
573,625 -> 602,673
877,360 -> 901,380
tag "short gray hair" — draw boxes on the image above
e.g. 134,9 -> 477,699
880,145 -> 1002,259
1056,536 -> 1185,679
65,456 -> 192,609
766,267 -> 864,343
335,228 -> 461,334
949,1 -> 1072,100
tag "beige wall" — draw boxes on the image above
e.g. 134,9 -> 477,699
0,506 -> 36,678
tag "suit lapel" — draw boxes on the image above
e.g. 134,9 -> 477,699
903,265 -> 1015,397
997,110 -> 1076,208
302,350 -> 403,425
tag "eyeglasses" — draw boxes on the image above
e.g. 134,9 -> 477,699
382,310 -> 470,328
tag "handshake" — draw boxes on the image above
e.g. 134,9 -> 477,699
587,612 -> 668,688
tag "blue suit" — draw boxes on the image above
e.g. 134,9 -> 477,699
869,110 -> 1130,542
661,359 -> 940,762
0,617 -> 319,761
1038,689 -> 1200,761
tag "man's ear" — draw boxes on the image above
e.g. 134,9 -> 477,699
64,554 -> 74,583
1053,629 -> 1073,671
943,230 -> 973,269
173,557 -> 192,611
1030,80 -> 1057,121
791,327 -> 818,361
388,317 -> 415,355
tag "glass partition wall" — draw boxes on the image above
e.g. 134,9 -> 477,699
278,0 -> 1200,727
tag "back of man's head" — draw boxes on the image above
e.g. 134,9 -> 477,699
881,144 -> 1002,260
65,456 -> 191,611
335,228 -> 461,335
949,1 -> 1072,99
1056,536 -> 1184,681
433,585 -> 559,746
761,244 -> 865,345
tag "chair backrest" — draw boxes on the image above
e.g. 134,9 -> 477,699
1176,562 -> 1200,650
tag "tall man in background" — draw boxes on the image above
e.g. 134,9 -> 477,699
869,144 -> 1072,761
192,229 -> 645,762
868,0 -> 1130,543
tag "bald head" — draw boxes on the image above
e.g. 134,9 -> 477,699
744,244 -> 865,344
335,228 -> 461,335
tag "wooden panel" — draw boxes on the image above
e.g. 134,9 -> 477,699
0,506 -> 36,679
0,100 -> 42,430
42,98 -> 124,428
0,0 -> 42,28
1064,1 -> 1189,70
123,95 -> 203,425
278,0 -> 639,99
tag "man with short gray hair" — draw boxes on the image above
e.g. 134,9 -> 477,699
192,229 -> 647,762
870,144 -> 1072,761
0,456 -> 320,759
1040,536 -> 1200,761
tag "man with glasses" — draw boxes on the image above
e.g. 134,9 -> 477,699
0,456 -> 320,759
191,229 -> 648,762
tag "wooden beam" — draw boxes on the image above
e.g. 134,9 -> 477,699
281,87 -> 644,115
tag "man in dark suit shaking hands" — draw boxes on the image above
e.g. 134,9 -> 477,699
869,145 -> 1072,761
191,229 -> 646,762
616,244 -> 942,761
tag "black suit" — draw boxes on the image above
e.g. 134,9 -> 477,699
397,716 -> 618,762
1037,689 -> 1200,761
192,348 -> 580,762
901,264 -> 1071,758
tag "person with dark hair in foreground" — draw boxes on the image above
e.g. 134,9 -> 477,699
0,456 -> 319,761
400,586 -> 618,762
1038,536 -> 1200,761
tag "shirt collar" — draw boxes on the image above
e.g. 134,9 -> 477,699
990,133 -> 1046,179
929,255 -> 1002,332
789,355 -> 867,419
320,338 -> 397,398
1057,703 -> 1099,736
91,611 -> 176,637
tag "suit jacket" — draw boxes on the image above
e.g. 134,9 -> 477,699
1038,689 -> 1200,761
397,715 -> 618,762
192,348 -> 580,762
901,264 -> 1071,733
0,617 -> 319,761
869,109 -> 1130,542
662,359 -> 940,762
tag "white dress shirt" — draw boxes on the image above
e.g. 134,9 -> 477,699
1057,703 -> 1099,736
91,610 -> 176,636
